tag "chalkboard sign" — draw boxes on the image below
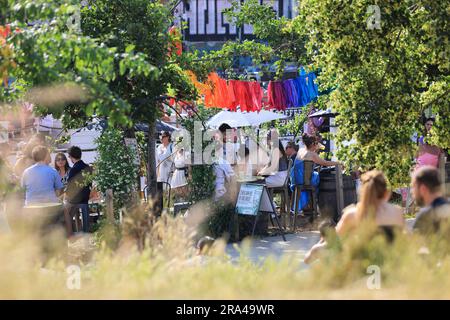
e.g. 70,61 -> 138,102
234,183 -> 286,241
236,184 -> 264,216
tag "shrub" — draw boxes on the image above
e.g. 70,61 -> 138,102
94,128 -> 138,218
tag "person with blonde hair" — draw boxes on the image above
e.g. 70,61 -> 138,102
336,170 -> 405,238
21,146 -> 64,206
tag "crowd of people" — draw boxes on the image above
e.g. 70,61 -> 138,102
0,133 -> 92,238
157,119 -> 449,264
304,166 -> 450,264
213,128 -> 343,208
1,116 -> 448,259
301,118 -> 449,264
155,124 -> 353,208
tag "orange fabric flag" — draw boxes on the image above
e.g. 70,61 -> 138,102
184,71 -> 263,111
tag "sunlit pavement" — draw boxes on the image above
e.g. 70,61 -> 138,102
225,218 -> 416,266
225,231 -> 321,266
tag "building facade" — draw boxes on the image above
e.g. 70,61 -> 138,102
174,0 -> 298,44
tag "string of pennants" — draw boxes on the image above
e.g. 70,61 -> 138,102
185,68 -> 320,112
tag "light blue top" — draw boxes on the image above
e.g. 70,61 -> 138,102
21,163 -> 64,206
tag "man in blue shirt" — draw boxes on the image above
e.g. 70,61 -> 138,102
21,146 -> 64,206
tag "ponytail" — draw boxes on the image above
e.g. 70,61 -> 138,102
356,170 -> 387,221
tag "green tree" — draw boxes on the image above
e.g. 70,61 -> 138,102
81,0 -> 198,202
2,0 -> 158,125
180,105 -> 217,203
217,0 -> 449,187
95,128 -> 138,216
297,0 -> 449,186
2,0 -> 198,206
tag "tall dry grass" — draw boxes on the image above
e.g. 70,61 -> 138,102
1,197 -> 450,299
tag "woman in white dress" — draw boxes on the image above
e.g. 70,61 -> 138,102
156,131 -> 173,187
170,148 -> 188,195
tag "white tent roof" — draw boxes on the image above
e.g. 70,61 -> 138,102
206,110 -> 288,129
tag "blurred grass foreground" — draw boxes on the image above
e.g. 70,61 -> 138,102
1,199 -> 450,299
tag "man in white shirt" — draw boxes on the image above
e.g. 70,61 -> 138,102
213,158 -> 235,201
156,131 -> 174,186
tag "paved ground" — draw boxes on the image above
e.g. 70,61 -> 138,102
225,218 -> 416,265
226,231 -> 321,266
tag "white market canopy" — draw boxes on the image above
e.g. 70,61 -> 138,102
308,108 -> 338,118
206,110 -> 289,129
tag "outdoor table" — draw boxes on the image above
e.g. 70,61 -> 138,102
258,172 -> 276,177
236,175 -> 265,183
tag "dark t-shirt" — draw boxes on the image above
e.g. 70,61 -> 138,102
290,154 -> 297,164
66,160 -> 92,204
413,197 -> 450,235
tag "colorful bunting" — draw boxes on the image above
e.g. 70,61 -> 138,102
186,70 -> 319,111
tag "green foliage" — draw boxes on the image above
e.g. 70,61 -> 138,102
94,128 -> 138,216
2,0 -> 202,200
81,0 -> 196,123
183,40 -> 275,80
0,158 -> 15,199
188,165 -> 216,203
2,0 -> 160,128
181,105 -> 217,203
226,0 -> 307,67
219,0 -> 449,187
2,0 -> 198,129
200,200 -> 235,240
135,131 -> 148,172
274,107 -> 309,140
295,0 -> 448,186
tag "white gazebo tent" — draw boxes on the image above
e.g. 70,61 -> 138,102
206,110 -> 288,129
